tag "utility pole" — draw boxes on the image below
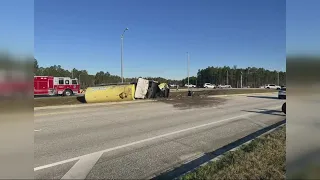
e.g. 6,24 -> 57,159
121,27 -> 129,84
79,73 -> 82,87
187,52 -> 190,91
247,68 -> 250,87
240,72 -> 243,88
278,71 -> 280,86
226,70 -> 228,85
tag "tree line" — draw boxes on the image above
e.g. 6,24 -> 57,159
182,66 -> 286,88
34,59 -> 286,88
34,59 -> 181,88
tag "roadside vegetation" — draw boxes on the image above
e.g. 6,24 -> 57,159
34,59 -> 286,89
180,125 -> 286,180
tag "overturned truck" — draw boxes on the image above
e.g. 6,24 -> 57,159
84,78 -> 170,103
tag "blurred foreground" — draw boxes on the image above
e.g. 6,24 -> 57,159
0,52 -> 34,178
286,56 -> 320,179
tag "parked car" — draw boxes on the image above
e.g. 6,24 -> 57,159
278,86 -> 286,99
203,83 -> 216,88
185,84 -> 196,88
217,84 -> 232,89
169,84 -> 177,88
265,84 -> 281,90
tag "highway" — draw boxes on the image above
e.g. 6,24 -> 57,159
33,88 -> 265,99
34,93 -> 285,179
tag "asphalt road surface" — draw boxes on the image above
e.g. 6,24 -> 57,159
34,93 -> 285,179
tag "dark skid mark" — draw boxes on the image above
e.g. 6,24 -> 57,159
246,95 -> 279,100
242,109 -> 285,117
158,95 -> 227,110
76,95 -> 86,103
151,119 -> 286,180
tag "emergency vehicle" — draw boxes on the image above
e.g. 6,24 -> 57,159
34,76 -> 80,96
0,69 -> 31,97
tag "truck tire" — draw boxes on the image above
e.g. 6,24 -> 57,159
282,102 -> 286,114
63,89 -> 73,96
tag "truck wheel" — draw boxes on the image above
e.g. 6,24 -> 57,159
63,89 -> 72,96
282,102 -> 286,114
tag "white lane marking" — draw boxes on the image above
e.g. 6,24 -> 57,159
34,105 -> 281,171
61,151 -> 103,180
34,129 -> 41,132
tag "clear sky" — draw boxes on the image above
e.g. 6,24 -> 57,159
286,0 -> 320,56
1,0 -> 289,79
0,0 -> 34,56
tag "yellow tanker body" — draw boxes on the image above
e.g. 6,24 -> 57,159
85,84 -> 136,103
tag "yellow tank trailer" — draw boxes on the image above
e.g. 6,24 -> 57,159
84,84 -> 136,103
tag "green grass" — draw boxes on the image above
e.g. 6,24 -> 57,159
34,95 -> 85,107
180,125 -> 286,180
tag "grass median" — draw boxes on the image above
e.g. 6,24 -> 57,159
180,125 -> 286,180
34,88 -> 277,107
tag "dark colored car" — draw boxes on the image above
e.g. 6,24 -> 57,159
278,87 -> 286,99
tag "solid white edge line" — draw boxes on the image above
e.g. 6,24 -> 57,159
34,105 -> 281,171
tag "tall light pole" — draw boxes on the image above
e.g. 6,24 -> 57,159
187,52 -> 190,90
226,70 -> 228,85
121,27 -> 129,83
240,72 -> 243,88
79,73 -> 82,87
71,69 -> 74,79
247,68 -> 250,87
278,71 -> 280,86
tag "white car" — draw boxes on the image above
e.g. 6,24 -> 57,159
203,83 -> 216,88
185,84 -> 196,88
278,86 -> 286,99
218,84 -> 232,89
265,84 -> 281,90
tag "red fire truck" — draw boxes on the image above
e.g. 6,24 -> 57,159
0,69 -> 31,97
34,76 -> 80,96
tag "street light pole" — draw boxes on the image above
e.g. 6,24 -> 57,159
79,73 -> 82,86
278,71 -> 280,86
240,72 -> 243,88
187,52 -> 190,91
121,27 -> 129,84
226,70 -> 228,85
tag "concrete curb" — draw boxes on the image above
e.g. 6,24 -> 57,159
34,99 -> 156,110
